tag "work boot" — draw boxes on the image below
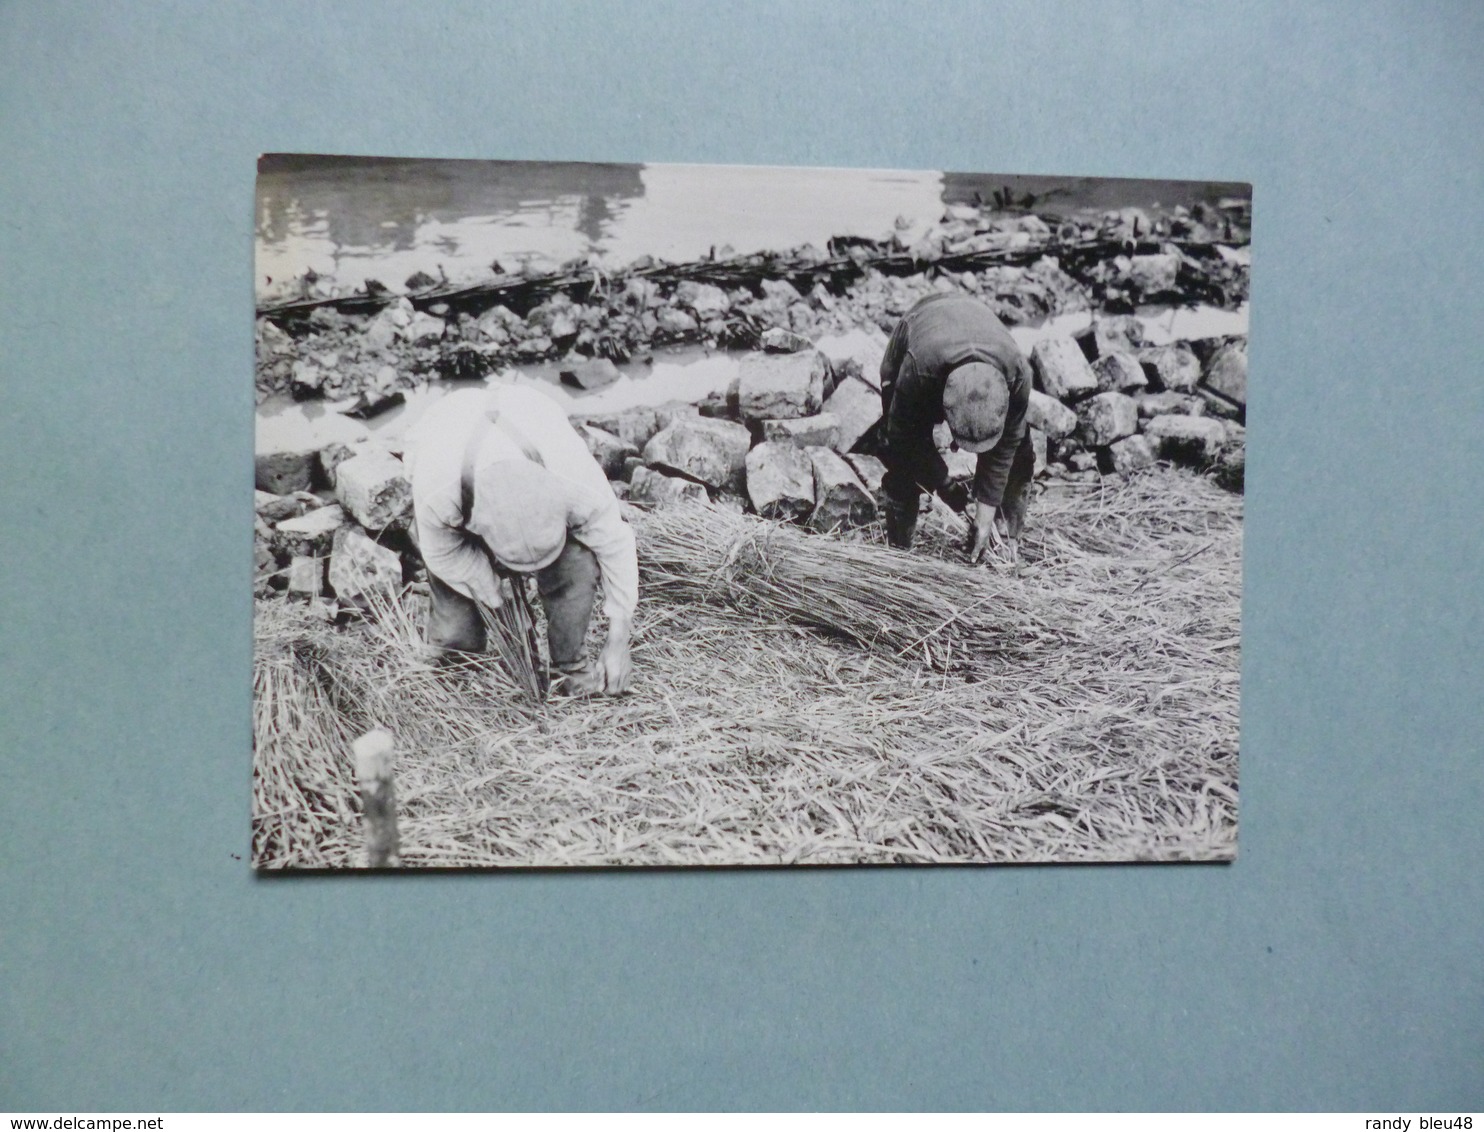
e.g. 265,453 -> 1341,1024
883,500 -> 919,549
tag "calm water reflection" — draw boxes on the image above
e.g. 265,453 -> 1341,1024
256,156 -> 1249,300
257,157 -> 949,296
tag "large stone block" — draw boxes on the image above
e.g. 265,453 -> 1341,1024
759,327 -> 813,354
318,440 -> 372,488
255,448 -> 317,495
405,312 -> 446,344
327,527 -> 403,605
334,449 -> 412,530
1031,336 -> 1100,401
582,406 -> 664,450
1144,414 -> 1228,465
1026,389 -> 1079,440
1074,315 -> 1147,361
1134,390 -> 1206,419
1196,387 -> 1243,421
1093,351 -> 1148,393
745,441 -> 815,521
737,350 -> 827,422
806,447 -> 877,532
1076,392 -> 1140,447
287,555 -> 324,598
254,489 -> 321,524
1029,426 -> 1048,478
642,416 -> 752,491
559,357 -> 621,391
761,413 -> 840,449
674,280 -> 730,318
817,328 -> 888,392
272,504 -> 347,558
1126,252 -> 1181,296
844,453 -> 887,503
821,375 -> 883,452
1214,446 -> 1245,493
654,402 -> 702,430
576,423 -> 637,479
1137,342 -> 1202,392
655,307 -> 699,336
1203,339 -> 1248,406
1105,434 -> 1156,475
629,467 -> 708,507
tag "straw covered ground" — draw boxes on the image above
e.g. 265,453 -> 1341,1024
252,466 -> 1241,867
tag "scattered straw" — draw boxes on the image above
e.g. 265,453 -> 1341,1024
252,467 -> 1241,868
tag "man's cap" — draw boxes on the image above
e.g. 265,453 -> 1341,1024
942,362 -> 1010,454
473,459 -> 569,572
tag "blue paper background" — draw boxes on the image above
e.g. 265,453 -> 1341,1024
2,0 -> 1481,1111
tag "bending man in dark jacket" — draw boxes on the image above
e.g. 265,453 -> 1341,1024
878,292 -> 1035,562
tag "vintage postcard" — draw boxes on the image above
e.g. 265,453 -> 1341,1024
254,156 -> 1249,867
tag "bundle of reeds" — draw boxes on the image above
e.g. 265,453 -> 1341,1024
477,578 -> 547,703
632,503 -> 1065,671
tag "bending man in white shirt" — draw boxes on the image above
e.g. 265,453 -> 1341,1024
403,384 -> 638,696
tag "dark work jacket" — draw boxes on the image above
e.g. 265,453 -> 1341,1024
878,292 -> 1032,507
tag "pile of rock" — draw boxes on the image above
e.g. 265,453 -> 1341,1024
254,319 -> 1247,605
1021,315 -> 1247,486
577,340 -> 889,535
576,321 -> 1245,518
255,200 -> 1251,406
254,433 -> 423,604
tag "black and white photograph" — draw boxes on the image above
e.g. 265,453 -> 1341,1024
253,155 -> 1250,868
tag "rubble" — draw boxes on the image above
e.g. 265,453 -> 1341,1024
253,205 -> 1252,613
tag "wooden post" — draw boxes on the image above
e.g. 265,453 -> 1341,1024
352,729 -> 400,868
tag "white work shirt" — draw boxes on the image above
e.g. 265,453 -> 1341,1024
404,384 -> 639,627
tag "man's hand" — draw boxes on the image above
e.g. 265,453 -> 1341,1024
596,620 -> 633,695
966,501 -> 1004,564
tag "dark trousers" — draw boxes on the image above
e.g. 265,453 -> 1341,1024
426,538 -> 600,670
878,366 -> 947,510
